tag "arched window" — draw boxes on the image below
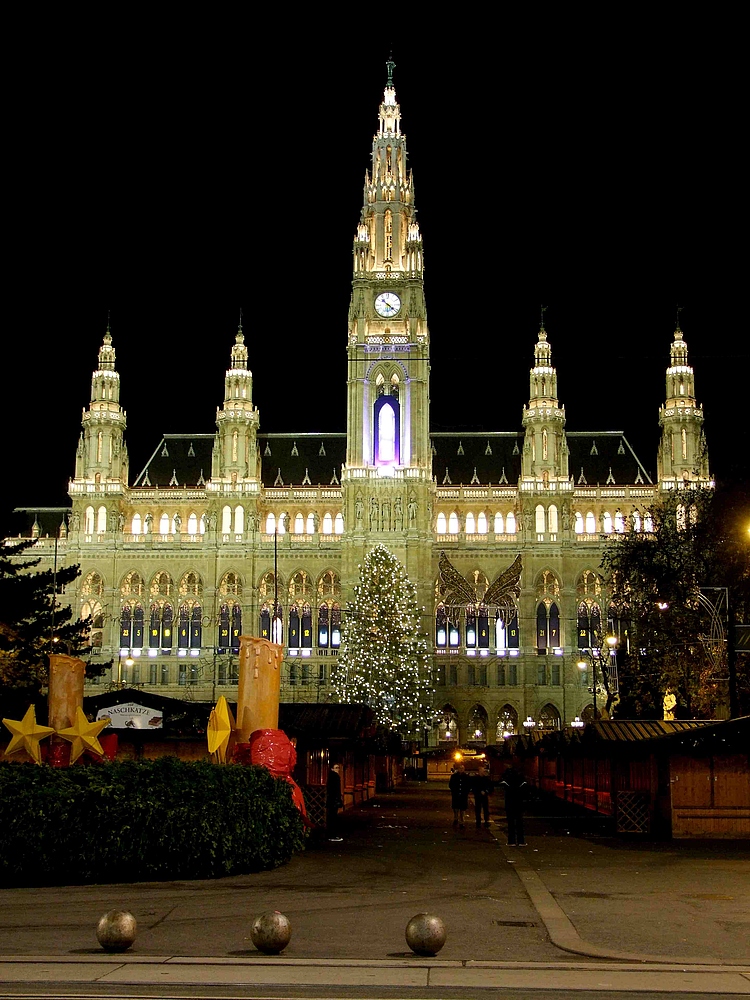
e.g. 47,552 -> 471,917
295,513 -> 304,534
538,704 -> 561,731
330,604 -> 341,648
494,512 -> 504,534
301,604 -> 312,647
85,506 -> 95,534
575,511 -> 584,533
468,705 -> 488,744
465,512 -> 476,534
548,504 -> 558,534
265,512 -> 276,534
436,512 -> 447,533
536,601 -> 560,653
437,706 -> 459,743
318,604 -> 330,647
259,604 -> 271,642
585,511 -> 596,533
448,512 -> 459,534
435,603 -> 447,647
97,506 -> 107,534
632,510 -> 641,532
132,514 -> 142,535
496,706 -> 518,740
149,602 -> 174,650
466,605 -> 477,647
577,600 -> 602,648
81,601 -> 104,648
306,513 -> 315,534
334,513 -> 344,534
477,512 -> 488,533
603,511 -> 613,533
289,604 -> 301,648
644,511 -> 654,532
317,570 -> 341,599
374,393 -> 400,466
120,603 -> 145,649
506,610 -> 520,649
535,504 -> 545,533
160,513 -> 170,535
614,509 -> 625,533
322,512 -> 333,534
495,613 -> 506,650
278,513 -> 287,534
171,514 -> 181,534
506,511 -> 516,534
188,513 -> 198,535
234,505 -> 245,534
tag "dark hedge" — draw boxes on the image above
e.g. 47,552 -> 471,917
0,758 -> 306,886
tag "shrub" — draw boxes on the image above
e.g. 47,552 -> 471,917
0,758 -> 306,886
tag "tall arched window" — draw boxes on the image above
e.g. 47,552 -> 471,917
448,512 -> 459,534
295,513 -> 304,534
435,603 -> 447,647
265,512 -> 276,534
188,513 -> 198,535
85,506 -> 95,534
97,506 -> 107,534
574,511 -> 584,533
477,512 -> 488,533
160,513 -> 170,535
548,504 -> 558,534
334,513 -> 344,534
535,505 -> 545,534
603,511 -> 613,533
614,509 -> 625,533
289,604 -> 301,648
506,512 -> 516,534
132,514 -> 142,535
306,512 -> 315,533
632,510 -> 642,532
494,512 -> 504,534
536,602 -> 560,653
234,505 -> 245,534
644,511 -> 654,532
322,512 -> 333,534
374,393 -> 400,466
465,512 -> 476,534
318,604 -> 330,647
497,706 -> 518,740
436,512 -> 447,533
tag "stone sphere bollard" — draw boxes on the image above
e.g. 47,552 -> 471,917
96,909 -> 137,952
250,910 -> 292,954
405,913 -> 446,956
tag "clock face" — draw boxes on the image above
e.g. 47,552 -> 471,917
374,291 -> 401,318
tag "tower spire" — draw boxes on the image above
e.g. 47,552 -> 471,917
657,317 -> 710,484
386,53 -> 395,87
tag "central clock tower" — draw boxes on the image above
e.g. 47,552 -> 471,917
342,61 -> 433,605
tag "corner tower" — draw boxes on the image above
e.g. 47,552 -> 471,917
211,316 -> 260,487
657,322 -> 710,484
344,60 -> 430,477
72,321 -> 128,490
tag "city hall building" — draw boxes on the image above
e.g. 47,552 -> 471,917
12,71 -> 711,745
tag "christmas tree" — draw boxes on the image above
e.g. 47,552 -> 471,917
333,544 -> 435,736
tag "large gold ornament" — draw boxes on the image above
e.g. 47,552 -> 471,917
2,705 -> 55,764
56,706 -> 110,764
438,551 -> 522,619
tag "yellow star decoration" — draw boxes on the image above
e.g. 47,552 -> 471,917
57,706 -> 111,764
3,705 -> 55,764
207,696 -> 235,763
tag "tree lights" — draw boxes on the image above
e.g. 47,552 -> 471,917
332,545 -> 434,737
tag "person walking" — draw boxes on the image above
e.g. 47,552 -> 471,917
449,762 -> 470,829
472,763 -> 493,828
500,764 -> 527,846
326,763 -> 344,842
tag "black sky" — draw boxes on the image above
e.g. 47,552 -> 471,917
3,17 -> 747,527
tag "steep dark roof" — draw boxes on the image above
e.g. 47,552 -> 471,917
132,434 -> 214,489
567,432 -> 653,487
259,434 -> 347,488
10,507 -> 70,538
431,433 -> 522,486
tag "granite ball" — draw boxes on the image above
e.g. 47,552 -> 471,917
405,912 -> 446,956
96,909 -> 137,952
250,910 -> 292,954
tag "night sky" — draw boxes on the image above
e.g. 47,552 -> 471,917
3,20 -> 746,529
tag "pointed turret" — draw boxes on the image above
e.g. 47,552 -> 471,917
521,318 -> 568,484
211,313 -> 260,486
657,322 -> 710,485
72,319 -> 128,489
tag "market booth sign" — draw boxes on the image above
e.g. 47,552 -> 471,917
96,702 -> 163,730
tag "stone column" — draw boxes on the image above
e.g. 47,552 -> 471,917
235,636 -> 284,742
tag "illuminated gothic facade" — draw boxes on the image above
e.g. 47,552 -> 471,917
15,74 -> 712,744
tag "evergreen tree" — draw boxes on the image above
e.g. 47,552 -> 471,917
333,544 -> 435,737
0,539 -> 100,705
602,485 -> 750,718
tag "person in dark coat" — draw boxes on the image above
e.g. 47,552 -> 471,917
472,764 -> 493,828
500,765 -> 527,846
326,763 -> 343,842
449,762 -> 471,828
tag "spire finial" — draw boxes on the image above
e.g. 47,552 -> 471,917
675,304 -> 683,332
239,307 -> 243,332
386,52 -> 396,87
540,304 -> 547,331
106,309 -> 111,332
